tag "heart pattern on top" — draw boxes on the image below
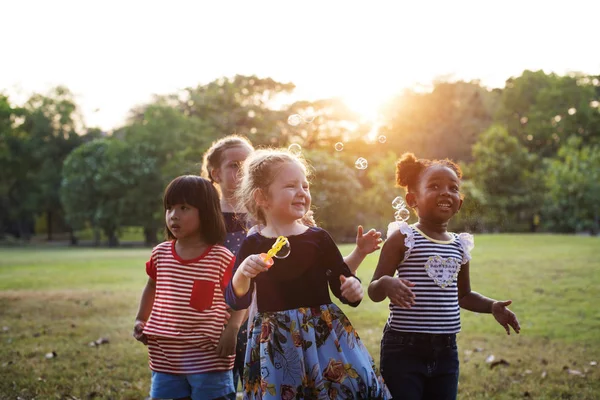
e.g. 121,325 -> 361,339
424,255 -> 462,289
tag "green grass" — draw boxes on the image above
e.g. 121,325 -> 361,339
1,234 -> 599,399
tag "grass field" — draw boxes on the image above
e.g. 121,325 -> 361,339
1,234 -> 599,399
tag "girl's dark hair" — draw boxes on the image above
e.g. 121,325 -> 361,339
395,152 -> 462,192
163,175 -> 226,244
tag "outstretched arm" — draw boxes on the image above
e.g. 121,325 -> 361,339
344,225 -> 383,273
457,262 -> 521,335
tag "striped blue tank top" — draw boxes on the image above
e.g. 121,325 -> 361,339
386,222 -> 473,334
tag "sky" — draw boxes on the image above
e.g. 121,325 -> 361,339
2,0 -> 599,131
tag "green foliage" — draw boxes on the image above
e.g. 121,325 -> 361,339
543,136 -> 600,234
381,80 -> 499,163
497,70 -> 600,158
305,149 -> 364,240
61,139 -> 162,246
470,125 -> 543,231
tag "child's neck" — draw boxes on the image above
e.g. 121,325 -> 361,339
261,219 -> 307,238
415,218 -> 452,241
220,196 -> 244,213
174,235 -> 209,260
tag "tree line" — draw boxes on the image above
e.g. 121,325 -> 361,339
1,70 -> 599,246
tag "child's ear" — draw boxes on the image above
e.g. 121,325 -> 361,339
405,192 -> 417,208
209,168 -> 221,183
456,197 -> 464,212
253,188 -> 268,208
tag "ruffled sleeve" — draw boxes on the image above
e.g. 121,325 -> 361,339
386,221 -> 415,263
458,232 -> 475,264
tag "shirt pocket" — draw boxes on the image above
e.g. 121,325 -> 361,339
189,279 -> 215,311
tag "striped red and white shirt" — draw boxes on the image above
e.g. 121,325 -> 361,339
143,241 -> 235,374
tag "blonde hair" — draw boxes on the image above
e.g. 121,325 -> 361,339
201,135 -> 254,184
236,148 -> 315,227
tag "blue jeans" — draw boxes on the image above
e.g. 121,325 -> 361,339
150,370 -> 236,400
380,326 -> 459,400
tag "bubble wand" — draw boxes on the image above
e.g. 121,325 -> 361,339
260,236 -> 289,268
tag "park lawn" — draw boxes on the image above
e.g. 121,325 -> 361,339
0,234 -> 598,399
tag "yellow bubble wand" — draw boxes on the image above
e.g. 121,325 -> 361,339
260,236 -> 288,268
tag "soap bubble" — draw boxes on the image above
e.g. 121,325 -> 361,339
355,157 -> 368,170
288,143 -> 302,155
334,142 -> 344,151
392,196 -> 405,210
273,238 -> 291,259
395,208 -> 410,222
287,114 -> 303,126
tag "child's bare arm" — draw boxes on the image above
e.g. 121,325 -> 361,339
133,278 -> 156,344
344,225 -> 383,273
458,262 -> 520,334
368,231 -> 415,307
216,309 -> 247,357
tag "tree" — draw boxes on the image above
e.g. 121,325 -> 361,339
61,138 -> 162,246
0,94 -> 37,239
21,86 -> 84,240
543,136 -> 600,234
380,80 -> 499,163
496,70 -> 600,158
470,125 -> 543,231
304,149 -> 364,241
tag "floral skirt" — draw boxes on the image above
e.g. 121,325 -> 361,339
242,303 -> 391,399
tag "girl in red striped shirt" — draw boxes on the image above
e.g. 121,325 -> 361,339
133,175 -> 246,400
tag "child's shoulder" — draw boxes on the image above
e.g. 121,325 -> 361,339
386,221 -> 413,240
151,241 -> 173,254
210,243 -> 234,258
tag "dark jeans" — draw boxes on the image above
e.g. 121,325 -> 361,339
380,326 -> 459,400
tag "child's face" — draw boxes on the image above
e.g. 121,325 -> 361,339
212,146 -> 252,198
165,203 -> 201,240
412,165 -> 462,223
262,161 -> 311,224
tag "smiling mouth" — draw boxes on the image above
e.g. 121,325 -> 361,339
437,202 -> 452,210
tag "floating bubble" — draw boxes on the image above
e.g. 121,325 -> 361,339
395,208 -> 410,222
554,115 -> 562,123
355,157 -> 368,170
378,135 -> 387,143
590,100 -> 599,108
302,114 -> 315,123
392,196 -> 405,210
288,143 -> 302,155
520,117 -> 528,124
287,114 -> 303,126
273,238 -> 291,259
527,135 -> 533,141
334,142 -> 344,151
568,108 -> 577,115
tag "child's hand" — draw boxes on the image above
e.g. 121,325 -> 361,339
239,254 -> 270,278
340,275 -> 363,303
384,277 -> 416,309
132,320 -> 148,345
355,225 -> 383,255
216,325 -> 238,357
492,300 -> 521,335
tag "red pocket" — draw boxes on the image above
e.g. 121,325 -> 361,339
189,279 -> 215,311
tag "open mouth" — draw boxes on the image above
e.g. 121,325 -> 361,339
437,202 -> 452,210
